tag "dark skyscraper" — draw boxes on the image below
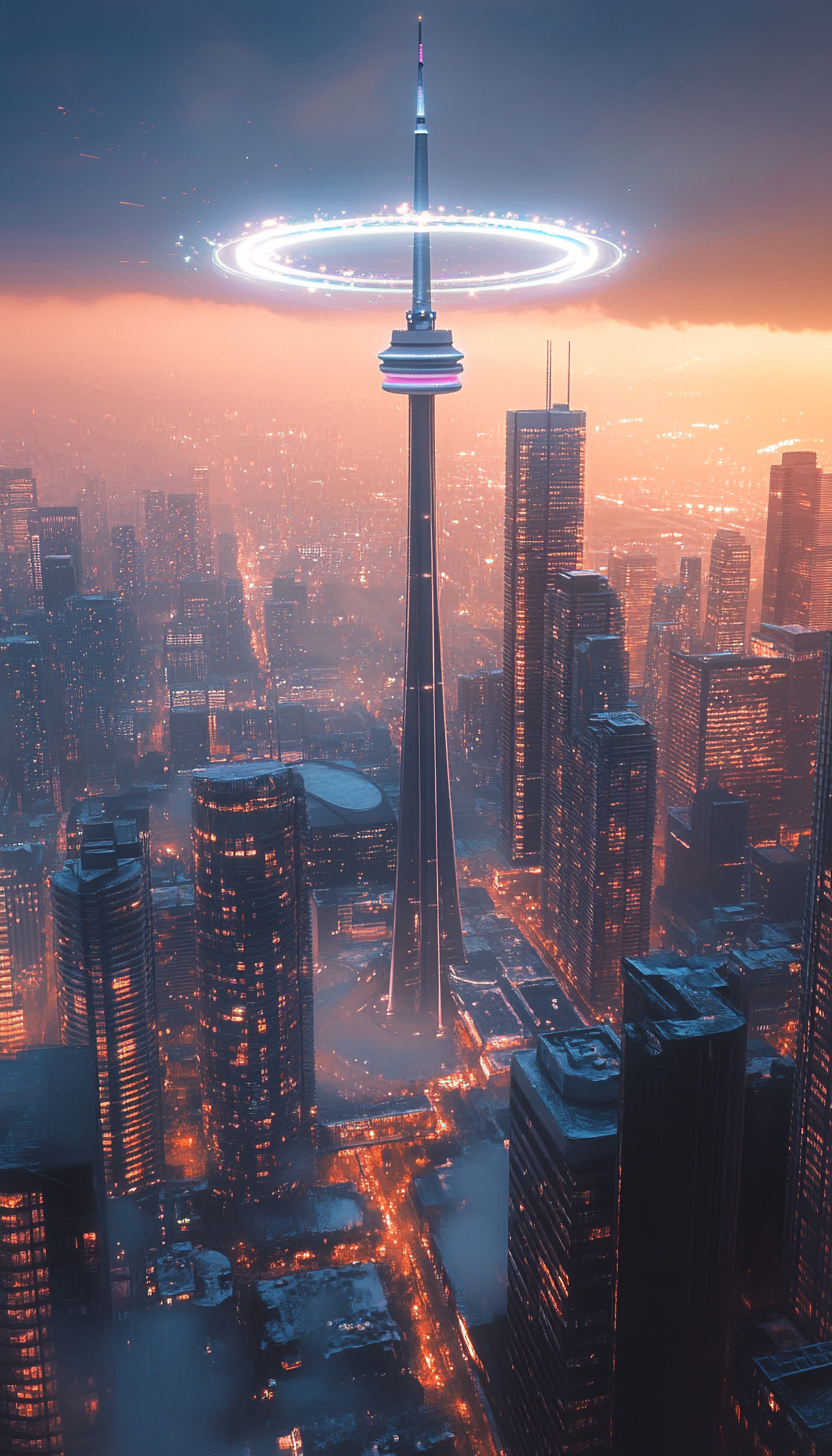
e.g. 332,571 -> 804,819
613,955 -> 747,1456
51,816 -> 163,1197
507,1027 -> 619,1456
167,492 -> 199,579
607,550 -> 657,687
191,763 -> 314,1195
217,530 -> 239,578
190,465 -> 212,574
664,778 -> 749,903
458,668 -> 502,762
703,526 -> 751,653
41,554 -> 76,617
541,572 -> 654,1019
142,488 -> 167,586
62,594 -> 126,744
761,450 -> 832,631
751,623 -> 828,842
0,634 -> 52,809
666,651 -> 788,845
0,1047 -> 112,1456
787,648 -> 832,1339
501,404 -> 586,865
28,506 -> 83,602
679,554 -> 702,640
377,27 -> 463,1020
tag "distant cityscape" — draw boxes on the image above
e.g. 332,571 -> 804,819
2,36 -> 832,1456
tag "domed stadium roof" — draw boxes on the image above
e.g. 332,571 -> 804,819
294,761 -> 395,828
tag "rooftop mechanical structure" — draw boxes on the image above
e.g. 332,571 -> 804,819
379,26 -> 464,1024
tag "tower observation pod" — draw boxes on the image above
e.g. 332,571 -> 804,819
379,23 -> 465,1025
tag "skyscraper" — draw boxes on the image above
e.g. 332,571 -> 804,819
142,489 -> 167,586
167,492 -> 199,579
751,623 -> 828,842
607,551 -> 657,687
191,763 -> 314,1195
41,555 -> 76,617
0,1047 -> 112,1456
0,844 -> 47,1051
666,651 -> 788,844
703,526 -> 751,653
787,647 -> 832,1338
28,506 -> 83,601
217,530 -> 239,578
613,955 -> 747,1456
111,523 -> 141,605
501,403 -> 586,864
679,554 -> 702,640
507,1027 -> 619,1456
0,467 -> 37,558
762,450 -> 832,631
51,816 -> 163,1197
190,465 -> 212,573
458,668 -> 502,762
0,635 -> 52,808
62,594 -> 126,743
377,26 -> 464,1020
664,778 -> 749,903
641,582 -> 689,813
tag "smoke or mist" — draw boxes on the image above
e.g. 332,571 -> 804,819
436,1141 -> 509,1327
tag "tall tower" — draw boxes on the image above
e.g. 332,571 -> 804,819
378,25 -> 464,1022
762,450 -> 832,630
703,526 -> 751,653
501,405 -> 586,865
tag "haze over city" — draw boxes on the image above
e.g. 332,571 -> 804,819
1,2 -> 831,1455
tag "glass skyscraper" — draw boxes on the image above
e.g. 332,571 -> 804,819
501,406 -> 586,865
607,551 -> 657,687
703,526 -> 751,653
762,450 -> 832,631
191,763 -> 313,1196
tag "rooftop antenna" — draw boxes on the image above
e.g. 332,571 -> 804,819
567,339 -> 572,409
546,340 -> 552,411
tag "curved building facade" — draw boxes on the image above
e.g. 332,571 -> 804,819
191,763 -> 313,1198
51,831 -> 163,1197
294,762 -> 396,888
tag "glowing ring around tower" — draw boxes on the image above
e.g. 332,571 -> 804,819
213,213 -> 624,294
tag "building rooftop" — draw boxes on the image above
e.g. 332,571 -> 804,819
0,1047 -> 101,1175
755,1341 -> 832,1445
257,1263 -> 402,1360
193,1249 -> 233,1308
450,982 -> 530,1052
512,1028 -> 620,1162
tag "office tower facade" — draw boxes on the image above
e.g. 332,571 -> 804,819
762,450 -> 832,630
192,764 -> 314,1194
264,597 -> 298,673
613,956 -> 747,1456
787,649 -> 832,1338
190,465 -> 212,573
0,467 -> 37,558
751,623 -> 828,842
164,624 -> 207,687
0,635 -> 52,809
41,555 -> 76,617
665,778 -> 749,902
750,844 -> 809,921
28,506 -> 83,602
51,818 -> 163,1197
166,492 -> 199,579
0,844 -> 47,1052
703,526 -> 751,653
169,706 -> 210,770
666,652 -> 788,845
507,1028 -> 619,1456
642,583 -> 690,812
142,489 -> 167,585
607,551 -> 657,687
501,405 -> 586,865
78,477 -> 110,588
0,1047 -> 112,1456
679,554 -> 702,640
111,523 -> 141,605
458,668 -> 502,762
736,1044 -> 795,1310
377,28 -> 464,1019
62,594 -> 126,743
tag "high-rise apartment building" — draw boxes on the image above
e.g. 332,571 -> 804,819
62,595 -> 126,744
166,493 -> 199,579
703,527 -> 751,653
458,668 -> 502,762
613,955 -> 747,1456
751,623 -> 828,842
0,1047 -> 112,1456
111,523 -> 141,605
142,489 -> 167,586
787,649 -> 832,1339
0,635 -> 52,808
607,551 -> 657,687
761,450 -> 832,631
501,405 -> 586,864
51,817 -> 163,1197
666,652 -> 788,845
190,465 -> 212,573
0,844 -> 46,1052
507,1027 -> 619,1456
191,764 -> 314,1195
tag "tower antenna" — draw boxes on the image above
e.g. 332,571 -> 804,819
546,340 -> 552,411
567,340 -> 572,409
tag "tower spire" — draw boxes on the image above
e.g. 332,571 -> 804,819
410,19 -> 432,328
